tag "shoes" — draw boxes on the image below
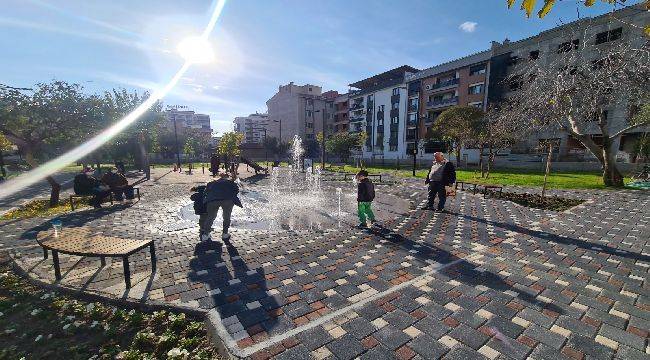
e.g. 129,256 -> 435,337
221,232 -> 231,241
435,208 -> 446,213
200,233 -> 211,242
422,205 -> 433,210
370,220 -> 379,226
356,223 -> 368,229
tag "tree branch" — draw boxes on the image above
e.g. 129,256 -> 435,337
609,119 -> 650,139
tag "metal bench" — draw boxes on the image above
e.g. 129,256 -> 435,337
69,187 -> 140,210
455,181 -> 479,194
342,173 -> 383,182
36,227 -> 156,288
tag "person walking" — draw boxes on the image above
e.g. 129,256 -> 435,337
356,170 -> 376,228
210,153 -> 220,177
199,171 -> 242,242
424,152 -> 456,212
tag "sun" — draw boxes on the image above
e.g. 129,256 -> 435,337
177,36 -> 215,64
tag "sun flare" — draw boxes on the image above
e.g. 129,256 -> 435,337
177,36 -> 215,64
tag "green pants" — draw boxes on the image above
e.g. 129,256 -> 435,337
357,202 -> 375,223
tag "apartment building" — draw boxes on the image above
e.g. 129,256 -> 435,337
233,113 -> 271,144
405,50 -> 492,159
333,93 -> 349,133
266,82 -> 337,143
488,4 -> 649,160
348,65 -> 419,160
164,109 -> 212,136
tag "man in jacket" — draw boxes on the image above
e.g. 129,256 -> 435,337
424,152 -> 456,212
200,171 -> 242,242
356,170 -> 376,228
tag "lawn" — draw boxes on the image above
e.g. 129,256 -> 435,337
0,258 -> 217,360
325,164 -> 622,190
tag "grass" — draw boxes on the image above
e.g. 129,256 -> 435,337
0,260 -> 217,360
323,164 -> 627,190
0,198 -> 90,221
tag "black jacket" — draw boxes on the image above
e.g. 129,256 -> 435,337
190,186 -> 207,215
357,178 -> 375,202
73,173 -> 100,195
203,178 -> 243,207
424,161 -> 456,186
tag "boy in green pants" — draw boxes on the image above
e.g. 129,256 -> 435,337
356,170 -> 376,228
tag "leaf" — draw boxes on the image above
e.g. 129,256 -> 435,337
645,25 -> 650,38
584,0 -> 596,6
538,0 -> 556,18
507,0 -> 517,8
521,0 -> 537,17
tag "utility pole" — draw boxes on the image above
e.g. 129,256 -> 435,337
173,112 -> 181,170
321,108 -> 326,170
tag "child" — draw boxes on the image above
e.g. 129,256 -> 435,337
190,185 -> 208,240
356,170 -> 376,228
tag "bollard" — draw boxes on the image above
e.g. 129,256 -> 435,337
202,164 -> 205,174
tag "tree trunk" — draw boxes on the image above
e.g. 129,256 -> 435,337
455,144 -> 461,168
0,149 -> 6,178
479,148 -> 484,178
486,146 -> 495,179
25,151 -> 61,207
542,143 -> 553,198
602,139 -> 624,187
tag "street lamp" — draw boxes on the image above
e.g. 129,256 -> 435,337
172,113 -> 182,170
314,109 -> 326,170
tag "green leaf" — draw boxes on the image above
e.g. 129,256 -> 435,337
584,0 -> 596,6
538,0 -> 555,18
645,25 -> 650,38
507,0 -> 517,8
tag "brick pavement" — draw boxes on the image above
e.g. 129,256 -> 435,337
0,172 -> 648,359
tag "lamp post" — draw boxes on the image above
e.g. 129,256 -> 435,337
252,127 -> 268,168
172,112 -> 181,170
314,109 -> 326,170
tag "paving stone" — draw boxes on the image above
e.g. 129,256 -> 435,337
342,317 -> 376,340
359,345 -> 398,360
448,324 -> 490,350
599,323 -> 645,351
374,324 -> 412,350
567,334 -> 615,359
408,334 -> 449,359
296,326 -> 333,351
326,334 -> 365,360
274,344 -> 311,360
523,324 -> 566,350
444,345 -> 488,360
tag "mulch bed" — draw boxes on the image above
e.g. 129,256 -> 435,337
484,190 -> 584,211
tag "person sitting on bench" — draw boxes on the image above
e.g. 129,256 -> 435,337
73,168 -> 111,208
101,167 -> 134,201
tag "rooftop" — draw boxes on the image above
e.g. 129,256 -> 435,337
349,65 -> 419,89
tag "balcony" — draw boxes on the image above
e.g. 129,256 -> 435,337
391,94 -> 400,104
350,116 -> 365,123
389,108 -> 400,118
408,104 -> 418,112
407,119 -> 418,128
350,103 -> 364,110
426,96 -> 458,109
426,78 -> 459,92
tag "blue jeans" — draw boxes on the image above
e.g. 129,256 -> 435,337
427,181 -> 446,210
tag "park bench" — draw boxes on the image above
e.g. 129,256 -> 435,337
69,187 -> 141,211
342,173 -> 383,182
455,181 -> 503,195
36,227 -> 156,288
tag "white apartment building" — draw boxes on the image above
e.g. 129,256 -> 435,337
233,113 -> 272,144
348,66 -> 418,161
164,109 -> 212,136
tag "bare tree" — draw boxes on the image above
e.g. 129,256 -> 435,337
475,107 -> 523,178
502,40 -> 650,186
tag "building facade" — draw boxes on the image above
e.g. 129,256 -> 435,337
405,50 -> 492,160
233,113 -> 271,144
164,109 -> 212,137
266,82 -> 337,143
333,93 -> 349,133
348,66 -> 419,160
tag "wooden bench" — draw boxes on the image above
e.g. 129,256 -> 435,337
36,227 -> 156,288
70,187 -> 140,211
455,181 -> 479,194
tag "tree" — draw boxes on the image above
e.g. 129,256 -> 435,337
217,131 -> 243,165
0,133 -> 13,178
433,106 -> 485,167
263,136 -> 289,160
325,132 -> 365,163
0,81 -> 105,206
475,107 -> 523,178
502,42 -> 650,186
506,0 -> 650,36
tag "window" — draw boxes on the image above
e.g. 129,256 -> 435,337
389,145 -> 397,151
377,118 -> 383,126
392,102 -> 399,110
392,88 -> 400,96
306,133 -> 314,139
595,27 -> 622,45
306,110 -> 312,117
557,39 -> 579,53
306,122 -> 313,129
307,99 -> 313,106
391,117 -> 399,124
469,102 -> 483,108
469,64 -> 486,76
409,98 -> 418,107
368,94 -> 374,102
529,50 -> 540,60
378,105 -> 385,112
468,83 -> 484,95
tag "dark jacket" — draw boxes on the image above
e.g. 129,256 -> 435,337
73,173 -> 101,195
424,161 -> 456,186
101,171 -> 128,189
203,178 -> 243,207
357,178 -> 375,202
190,186 -> 207,215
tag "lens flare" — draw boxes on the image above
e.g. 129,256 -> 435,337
177,36 -> 215,64
0,0 -> 227,201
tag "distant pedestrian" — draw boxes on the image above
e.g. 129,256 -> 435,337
424,152 -> 456,212
210,153 -> 220,177
199,171 -> 242,242
356,170 -> 376,229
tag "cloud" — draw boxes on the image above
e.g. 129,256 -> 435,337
459,21 -> 477,33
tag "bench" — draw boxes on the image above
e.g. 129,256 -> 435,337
342,173 -> 383,182
70,187 -> 140,210
36,227 -> 156,288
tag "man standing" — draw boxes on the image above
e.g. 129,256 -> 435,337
424,152 -> 456,212
200,171 -> 242,242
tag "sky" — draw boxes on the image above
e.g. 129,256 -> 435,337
0,0 -> 641,135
